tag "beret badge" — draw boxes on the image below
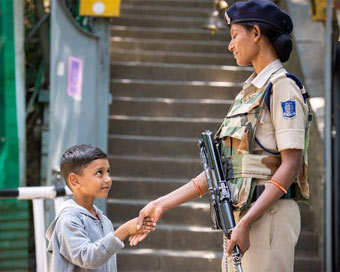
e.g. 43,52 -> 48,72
225,12 -> 231,25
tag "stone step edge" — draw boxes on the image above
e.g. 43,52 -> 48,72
111,61 -> 252,72
112,220 -> 319,237
111,96 -> 233,105
118,248 -> 222,259
109,115 -> 222,123
117,248 -> 321,261
121,0 -> 214,6
111,25 -> 226,35
111,78 -> 243,88
111,36 -> 228,46
121,4 -> 210,13
111,175 -> 188,183
116,14 -> 208,23
123,0 -> 213,3
113,222 -> 215,233
109,134 -> 197,143
107,198 -> 209,209
111,49 -> 230,60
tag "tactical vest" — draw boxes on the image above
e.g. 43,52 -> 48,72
215,72 -> 312,211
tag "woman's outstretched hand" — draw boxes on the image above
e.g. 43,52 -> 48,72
128,199 -> 165,246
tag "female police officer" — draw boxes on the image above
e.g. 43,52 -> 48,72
130,1 -> 312,271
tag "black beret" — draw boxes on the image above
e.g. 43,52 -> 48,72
225,0 -> 293,34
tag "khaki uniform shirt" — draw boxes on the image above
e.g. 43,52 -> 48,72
243,59 -> 308,154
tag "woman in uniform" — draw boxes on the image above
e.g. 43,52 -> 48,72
130,1 -> 312,271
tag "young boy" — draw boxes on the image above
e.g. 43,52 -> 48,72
46,144 -> 155,271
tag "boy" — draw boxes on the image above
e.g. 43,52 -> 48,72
46,144 -> 155,271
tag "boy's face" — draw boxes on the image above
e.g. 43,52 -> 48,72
73,158 -> 112,199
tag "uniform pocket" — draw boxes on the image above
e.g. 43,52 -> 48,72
268,204 -> 279,247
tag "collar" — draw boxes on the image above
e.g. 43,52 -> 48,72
243,59 -> 283,89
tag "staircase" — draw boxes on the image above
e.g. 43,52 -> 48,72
107,0 -> 321,271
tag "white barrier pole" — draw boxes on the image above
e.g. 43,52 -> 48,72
33,199 -> 48,272
54,196 -> 67,214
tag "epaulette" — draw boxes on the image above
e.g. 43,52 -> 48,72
265,72 -> 310,113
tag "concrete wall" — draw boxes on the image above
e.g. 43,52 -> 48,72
280,0 -> 325,258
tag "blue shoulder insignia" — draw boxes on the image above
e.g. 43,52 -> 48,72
281,99 -> 296,118
265,73 -> 309,113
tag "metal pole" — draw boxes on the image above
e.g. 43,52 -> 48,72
324,0 -> 333,271
33,199 -> 48,272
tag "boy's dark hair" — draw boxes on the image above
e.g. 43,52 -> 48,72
60,144 -> 108,187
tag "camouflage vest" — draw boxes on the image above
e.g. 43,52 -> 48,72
215,73 -> 312,211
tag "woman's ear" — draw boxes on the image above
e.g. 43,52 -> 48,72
252,25 -> 261,42
69,173 -> 80,188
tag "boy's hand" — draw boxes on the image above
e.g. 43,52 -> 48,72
128,217 -> 156,236
129,200 -> 165,246
115,217 -> 155,242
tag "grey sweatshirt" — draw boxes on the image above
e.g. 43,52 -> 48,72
46,199 -> 124,272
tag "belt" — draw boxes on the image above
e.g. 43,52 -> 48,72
251,183 -> 297,202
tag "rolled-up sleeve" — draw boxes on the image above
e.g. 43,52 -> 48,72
271,77 -> 307,151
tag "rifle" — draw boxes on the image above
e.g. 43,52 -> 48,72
198,130 -> 243,272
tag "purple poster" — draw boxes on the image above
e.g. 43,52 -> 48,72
67,56 -> 83,100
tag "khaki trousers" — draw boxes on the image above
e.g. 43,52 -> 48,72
222,199 -> 301,272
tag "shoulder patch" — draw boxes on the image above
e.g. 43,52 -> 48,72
270,72 -> 287,85
281,99 -> 296,118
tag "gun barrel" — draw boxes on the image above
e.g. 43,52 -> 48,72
199,130 -> 243,272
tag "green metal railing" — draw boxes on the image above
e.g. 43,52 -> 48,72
0,1 -> 30,271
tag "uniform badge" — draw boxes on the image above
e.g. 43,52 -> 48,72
281,100 -> 296,118
225,12 -> 231,25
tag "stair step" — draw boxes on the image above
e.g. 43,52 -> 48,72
293,257 -> 322,272
117,249 -> 222,272
111,26 -> 228,41
109,116 -> 221,137
108,198 -> 211,226
110,79 -> 241,100
111,49 -> 234,65
109,176 -> 208,204
114,224 -> 223,251
117,251 -> 321,272
115,223 -> 319,258
121,0 -> 213,8
108,134 -> 199,158
110,37 -> 229,54
120,5 -> 210,17
109,155 -> 202,179
298,202 -> 316,232
295,231 -> 319,258
111,61 -> 252,82
110,96 -> 232,118
113,15 -> 215,29
109,176 -> 189,200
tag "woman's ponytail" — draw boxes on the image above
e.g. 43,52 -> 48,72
272,33 -> 293,63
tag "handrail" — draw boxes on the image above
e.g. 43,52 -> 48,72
0,185 -> 72,199
0,185 -> 72,272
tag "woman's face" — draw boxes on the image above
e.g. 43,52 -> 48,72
228,24 -> 258,66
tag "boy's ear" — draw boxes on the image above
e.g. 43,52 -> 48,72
68,173 -> 81,188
